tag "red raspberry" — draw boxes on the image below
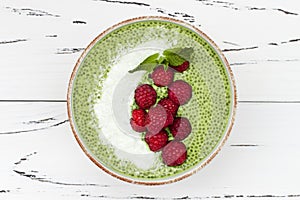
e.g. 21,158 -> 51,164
150,65 -> 174,87
170,61 -> 190,73
130,109 -> 147,132
146,105 -> 173,134
169,117 -> 192,140
158,98 -> 179,117
130,119 -> 145,132
134,84 -> 157,109
168,80 -> 192,105
162,141 -> 187,166
145,130 -> 168,152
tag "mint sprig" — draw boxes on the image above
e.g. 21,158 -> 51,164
128,53 -> 160,73
163,51 -> 185,66
163,47 -> 193,61
128,48 -> 193,73
163,47 -> 193,66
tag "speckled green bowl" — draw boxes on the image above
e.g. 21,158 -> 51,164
67,16 -> 237,185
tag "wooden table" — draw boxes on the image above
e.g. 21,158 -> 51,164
1,0 -> 300,199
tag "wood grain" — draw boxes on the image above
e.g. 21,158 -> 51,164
1,0 -> 300,199
0,102 -> 300,199
0,0 -> 299,101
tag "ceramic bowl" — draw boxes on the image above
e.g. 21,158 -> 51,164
67,16 -> 237,185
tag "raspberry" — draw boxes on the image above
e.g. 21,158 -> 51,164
158,98 -> 179,117
168,80 -> 192,105
146,105 -> 173,134
165,112 -> 174,128
162,141 -> 187,166
150,65 -> 174,87
169,117 -> 192,140
130,109 -> 147,132
145,130 -> 168,152
130,119 -> 146,132
134,84 -> 157,109
170,61 -> 190,73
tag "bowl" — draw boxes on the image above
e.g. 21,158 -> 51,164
67,16 -> 237,185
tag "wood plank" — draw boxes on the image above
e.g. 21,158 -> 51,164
0,102 -> 300,199
0,102 -> 67,134
0,0 -> 299,100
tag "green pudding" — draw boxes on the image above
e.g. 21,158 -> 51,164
69,18 -> 234,182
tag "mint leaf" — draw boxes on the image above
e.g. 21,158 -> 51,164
164,47 -> 193,60
163,47 -> 193,66
157,55 -> 166,64
128,48 -> 193,73
163,51 -> 185,66
128,53 -> 160,73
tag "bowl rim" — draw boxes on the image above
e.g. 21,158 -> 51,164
67,16 -> 237,186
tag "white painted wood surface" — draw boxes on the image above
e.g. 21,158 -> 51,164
1,0 -> 300,199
